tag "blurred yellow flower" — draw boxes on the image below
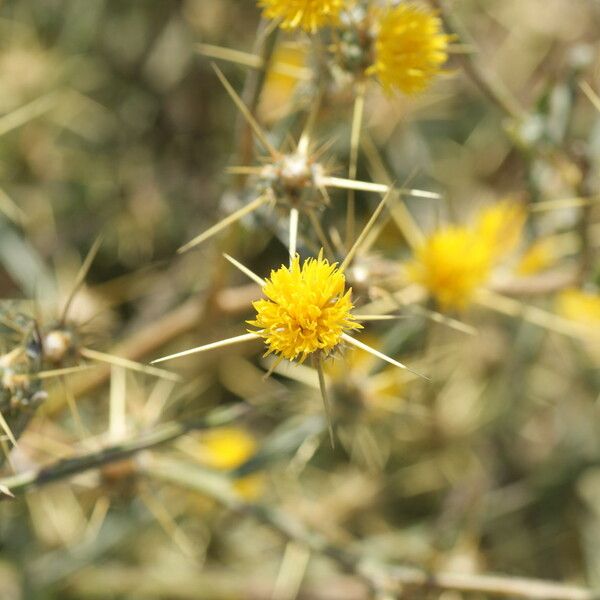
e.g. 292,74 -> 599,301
407,226 -> 493,310
368,3 -> 450,94
198,427 -> 257,470
249,253 -> 362,362
475,201 -> 526,261
196,427 -> 263,500
258,0 -> 344,32
556,289 -> 600,325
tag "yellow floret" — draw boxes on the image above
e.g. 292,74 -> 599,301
248,253 -> 361,362
407,226 -> 493,310
258,0 -> 344,32
197,427 -> 258,470
368,3 -> 450,95
195,427 -> 263,500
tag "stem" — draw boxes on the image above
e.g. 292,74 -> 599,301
143,454 -> 599,600
346,82 -> 367,247
234,19 -> 279,189
44,282 -> 260,415
313,354 -> 334,447
430,0 -> 596,283
0,404 -> 248,496
289,207 -> 299,263
429,0 -> 526,122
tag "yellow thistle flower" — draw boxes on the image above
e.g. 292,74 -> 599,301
407,226 -> 493,310
197,427 -> 258,470
195,426 -> 264,500
475,201 -> 526,262
154,246 -> 421,444
248,253 -> 362,362
258,0 -> 344,33
556,289 -> 600,325
368,2 -> 450,95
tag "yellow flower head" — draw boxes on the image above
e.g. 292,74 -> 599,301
475,201 -> 526,262
248,253 -> 362,362
556,289 -> 600,325
197,427 -> 258,470
194,427 -> 263,500
368,3 -> 450,95
407,226 -> 493,310
258,0 -> 344,32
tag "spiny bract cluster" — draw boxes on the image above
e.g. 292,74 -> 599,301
249,254 -> 361,361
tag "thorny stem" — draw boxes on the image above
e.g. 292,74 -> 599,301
430,0 -> 596,283
313,353 -> 334,447
0,404 -> 248,496
289,207 -> 299,263
346,81 -> 367,247
44,282 -> 260,415
234,18 -> 279,189
429,0 -> 526,122
142,454 -> 599,600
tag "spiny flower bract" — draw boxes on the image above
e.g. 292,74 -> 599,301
407,226 -> 492,310
258,0 -> 344,33
248,253 -> 361,362
368,2 -> 450,95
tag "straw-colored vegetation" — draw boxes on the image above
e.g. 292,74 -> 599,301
0,1 -> 598,598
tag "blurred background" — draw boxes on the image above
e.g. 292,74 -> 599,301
0,0 -> 599,598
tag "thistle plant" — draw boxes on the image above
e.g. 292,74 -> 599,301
0,1 -> 599,598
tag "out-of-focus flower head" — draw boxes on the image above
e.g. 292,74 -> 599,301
249,252 -> 362,362
258,0 -> 344,33
407,226 -> 492,310
407,201 -> 526,310
367,2 -> 450,95
195,426 -> 263,499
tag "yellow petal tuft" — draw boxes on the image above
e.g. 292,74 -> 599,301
407,226 -> 493,310
258,0 -> 344,33
368,3 -> 450,95
248,253 -> 361,361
